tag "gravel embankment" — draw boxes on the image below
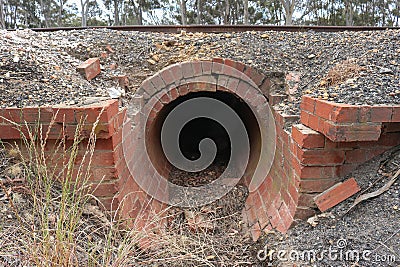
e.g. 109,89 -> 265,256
1,29 -> 399,113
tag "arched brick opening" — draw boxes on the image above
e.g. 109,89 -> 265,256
122,58 -> 292,240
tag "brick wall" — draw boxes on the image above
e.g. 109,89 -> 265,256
2,59 -> 399,243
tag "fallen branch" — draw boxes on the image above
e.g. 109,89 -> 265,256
343,168 -> 400,215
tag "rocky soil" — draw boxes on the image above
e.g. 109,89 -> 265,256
254,146 -> 400,267
1,28 -> 399,112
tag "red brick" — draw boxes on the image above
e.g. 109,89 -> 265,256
168,64 -> 183,81
314,178 -> 360,212
259,78 -> 271,97
300,178 -> 339,193
141,79 -> 157,97
331,104 -> 358,122
292,124 -> 325,148
178,85 -> 189,96
76,58 -> 100,81
212,57 -> 224,64
181,62 -> 194,78
294,206 -> 316,220
250,222 -> 262,241
150,74 -> 166,90
224,58 -> 243,72
315,99 -> 335,120
212,61 -> 224,74
98,196 -> 120,211
324,121 -> 382,142
0,125 -> 25,139
269,94 -> 286,106
244,66 -> 265,86
391,106 -> 400,122
191,61 -> 203,76
201,61 -> 212,74
91,182 -> 118,197
300,96 -> 316,113
278,203 -> 294,231
357,105 -> 371,123
370,106 -> 393,122
296,147 -> 345,166
160,69 -> 175,85
298,193 -> 318,207
377,132 -> 400,146
226,77 -> 240,93
75,100 -> 119,124
305,112 -> 320,131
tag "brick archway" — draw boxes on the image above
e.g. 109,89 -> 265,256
120,58 -> 297,240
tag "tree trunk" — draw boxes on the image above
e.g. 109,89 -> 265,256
0,0 -> 4,29
223,0 -> 230,24
196,0 -> 201,24
58,0 -> 64,26
114,0 -> 120,25
344,0 -> 353,26
138,1 -> 143,25
179,0 -> 187,25
81,0 -> 86,27
280,0 -> 295,25
40,0 -> 50,27
244,0 -> 249,24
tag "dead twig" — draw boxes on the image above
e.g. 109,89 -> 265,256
343,168 -> 400,215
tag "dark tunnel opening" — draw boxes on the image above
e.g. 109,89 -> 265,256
147,90 -> 262,187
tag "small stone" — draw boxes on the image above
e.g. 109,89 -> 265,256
261,34 -> 269,38
379,67 -> 394,75
105,45 -> 114,53
308,54 -> 316,59
13,56 -> 20,63
394,205 -> 398,210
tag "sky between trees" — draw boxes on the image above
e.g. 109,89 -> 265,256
1,0 -> 399,29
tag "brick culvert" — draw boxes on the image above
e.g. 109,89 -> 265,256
1,29 -> 400,245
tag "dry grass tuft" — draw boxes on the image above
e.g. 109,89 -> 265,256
320,59 -> 366,87
0,111 -> 257,266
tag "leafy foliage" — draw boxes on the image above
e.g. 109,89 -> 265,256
0,1 -> 399,29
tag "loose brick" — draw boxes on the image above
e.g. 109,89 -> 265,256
314,178 -> 360,212
112,75 -> 129,89
77,58 -> 100,81
294,206 -> 316,220
292,124 -> 325,148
